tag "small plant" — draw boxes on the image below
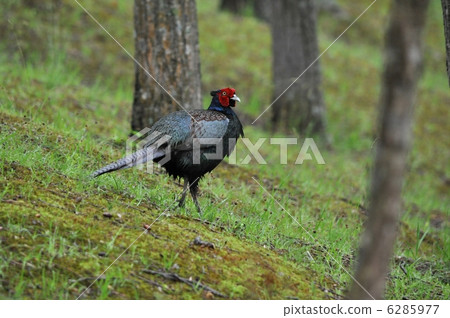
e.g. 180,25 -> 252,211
414,224 -> 429,259
161,251 -> 179,271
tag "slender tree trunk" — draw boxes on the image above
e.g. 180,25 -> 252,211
220,0 -> 248,13
316,0 -> 347,18
348,0 -> 430,300
270,0 -> 326,136
132,0 -> 201,131
253,0 -> 272,23
220,0 -> 271,22
442,0 -> 450,85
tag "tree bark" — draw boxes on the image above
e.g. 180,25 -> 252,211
270,0 -> 326,136
348,0 -> 430,300
220,0 -> 248,13
253,0 -> 272,23
220,0 -> 271,22
442,0 -> 450,85
132,0 -> 201,131
316,0 -> 347,19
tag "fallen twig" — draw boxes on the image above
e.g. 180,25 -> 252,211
339,197 -> 367,214
130,273 -> 171,293
142,269 -> 226,298
191,236 -> 214,249
69,275 -> 106,284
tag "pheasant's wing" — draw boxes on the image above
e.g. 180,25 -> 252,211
140,110 -> 229,152
91,111 -> 193,177
92,111 -> 230,177
141,111 -> 193,149
172,110 -> 229,151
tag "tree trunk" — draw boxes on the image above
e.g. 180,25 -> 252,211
442,0 -> 450,85
348,0 -> 430,300
220,0 -> 271,22
132,0 -> 201,131
316,0 -> 347,19
220,0 -> 248,13
270,0 -> 326,136
253,0 -> 272,23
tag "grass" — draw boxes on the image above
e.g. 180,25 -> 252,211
0,0 -> 448,299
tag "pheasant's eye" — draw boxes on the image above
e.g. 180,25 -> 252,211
222,91 -> 227,96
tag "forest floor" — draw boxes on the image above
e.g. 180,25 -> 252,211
0,0 -> 448,299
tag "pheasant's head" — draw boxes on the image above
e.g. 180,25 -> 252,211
210,87 -> 241,107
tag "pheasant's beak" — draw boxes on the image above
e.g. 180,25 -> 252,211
231,94 -> 241,103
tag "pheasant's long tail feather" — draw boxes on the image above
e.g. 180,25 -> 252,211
91,147 -> 165,178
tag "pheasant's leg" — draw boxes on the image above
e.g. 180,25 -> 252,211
178,178 -> 189,208
189,180 -> 202,216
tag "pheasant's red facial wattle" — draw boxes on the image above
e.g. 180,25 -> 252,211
218,87 -> 239,107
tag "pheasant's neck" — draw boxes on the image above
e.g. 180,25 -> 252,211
208,97 -> 235,117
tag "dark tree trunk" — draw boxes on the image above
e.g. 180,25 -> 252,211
270,0 -> 326,136
220,0 -> 271,22
220,0 -> 248,13
253,0 -> 272,23
348,0 -> 430,300
132,0 -> 201,131
316,0 -> 347,19
442,0 -> 450,85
